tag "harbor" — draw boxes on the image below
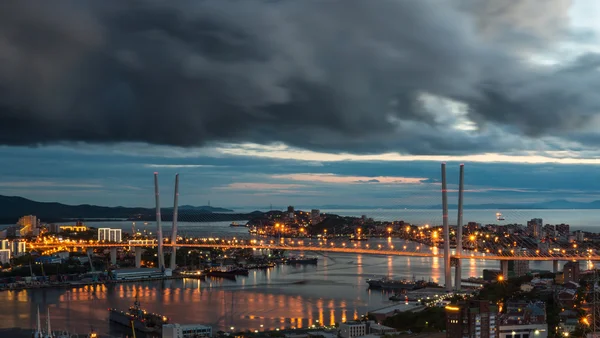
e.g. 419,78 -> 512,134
0,249 -> 548,336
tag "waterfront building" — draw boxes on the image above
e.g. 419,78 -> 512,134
162,323 -> 212,338
98,228 -> 122,242
445,300 -> 498,338
0,249 -> 10,264
338,321 -> 366,338
563,261 -> 580,283
110,268 -> 170,281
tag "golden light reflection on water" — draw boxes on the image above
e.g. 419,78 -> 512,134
0,245 -> 519,334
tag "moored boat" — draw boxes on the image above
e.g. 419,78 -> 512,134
286,256 -> 318,265
108,296 -> 168,333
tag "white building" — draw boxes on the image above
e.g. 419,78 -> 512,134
162,323 -> 212,338
98,228 -> 122,242
498,324 -> 548,338
339,322 -> 366,338
109,229 -> 122,242
0,249 -> 10,264
98,228 -> 110,242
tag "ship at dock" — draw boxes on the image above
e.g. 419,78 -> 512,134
366,276 -> 426,290
285,256 -> 318,265
108,296 -> 169,333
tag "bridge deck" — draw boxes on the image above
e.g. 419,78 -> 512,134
29,242 -> 597,261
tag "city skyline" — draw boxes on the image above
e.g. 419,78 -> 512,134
2,1 -> 600,207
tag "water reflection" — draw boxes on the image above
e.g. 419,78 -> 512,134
0,238 -> 561,336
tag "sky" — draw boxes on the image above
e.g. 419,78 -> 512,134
2,0 -> 600,209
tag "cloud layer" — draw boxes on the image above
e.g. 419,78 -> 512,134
1,0 -> 598,155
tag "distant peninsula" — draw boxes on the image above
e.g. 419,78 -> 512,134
309,200 -> 600,210
0,195 -> 239,224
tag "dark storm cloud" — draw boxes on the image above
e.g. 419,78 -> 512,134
0,0 -> 595,154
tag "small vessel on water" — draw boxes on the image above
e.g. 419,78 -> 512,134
496,212 -> 505,221
206,266 -> 248,278
108,296 -> 168,333
349,234 -> 368,241
230,222 -> 245,227
286,256 -> 318,265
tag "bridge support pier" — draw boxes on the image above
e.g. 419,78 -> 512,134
500,260 -> 509,280
553,260 -> 559,273
455,164 -> 465,291
110,247 -> 117,265
135,247 -> 143,268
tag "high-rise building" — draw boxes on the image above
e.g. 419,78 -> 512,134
446,300 -> 498,338
542,224 -> 555,237
17,215 -> 37,237
311,209 -> 321,225
287,206 -> 295,219
109,229 -> 122,243
0,249 -> 10,264
509,260 -> 530,278
563,261 -> 580,284
527,218 -> 543,239
98,228 -> 111,242
556,223 -> 570,237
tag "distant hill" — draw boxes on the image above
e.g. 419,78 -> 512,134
0,195 -> 234,224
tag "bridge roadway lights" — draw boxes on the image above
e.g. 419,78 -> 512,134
500,261 -> 509,279
553,260 -> 559,273
135,247 -> 143,268
110,247 -> 117,265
